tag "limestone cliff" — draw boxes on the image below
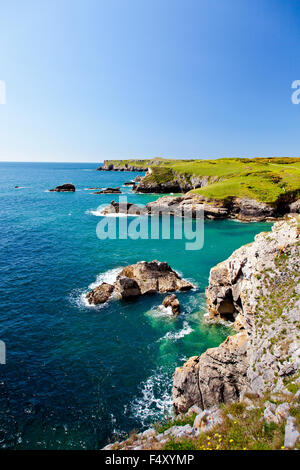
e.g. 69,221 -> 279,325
173,216 -> 300,413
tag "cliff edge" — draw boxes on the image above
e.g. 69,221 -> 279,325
173,216 -> 300,413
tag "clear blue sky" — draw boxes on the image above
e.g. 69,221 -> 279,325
0,0 -> 299,162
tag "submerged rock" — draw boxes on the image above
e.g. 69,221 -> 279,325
86,282 -> 114,305
162,294 -> 180,315
49,183 -> 75,192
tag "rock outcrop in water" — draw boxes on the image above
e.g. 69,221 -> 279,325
162,294 -> 180,315
49,183 -> 75,192
86,282 -> 114,305
173,216 -> 300,413
101,200 -> 147,216
86,261 -> 193,305
93,187 -> 121,194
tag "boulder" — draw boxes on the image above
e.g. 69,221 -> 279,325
284,417 -> 300,448
49,183 -> 75,192
193,407 -> 223,435
162,294 -> 180,315
86,282 -> 114,305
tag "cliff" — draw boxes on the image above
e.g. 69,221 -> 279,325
173,216 -> 299,414
104,217 -> 300,450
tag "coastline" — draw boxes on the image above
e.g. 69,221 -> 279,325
103,215 -> 300,451
98,158 -> 300,223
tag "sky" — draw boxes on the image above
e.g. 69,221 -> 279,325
0,0 -> 300,162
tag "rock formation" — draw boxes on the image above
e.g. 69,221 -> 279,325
162,294 -> 180,315
93,187 -> 121,194
86,282 -> 114,305
115,261 -> 193,296
86,261 -> 193,305
97,161 -> 147,172
101,193 -> 284,221
101,200 -> 147,216
173,216 -> 300,413
49,183 -> 75,192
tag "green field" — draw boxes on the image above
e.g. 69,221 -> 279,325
105,157 -> 300,203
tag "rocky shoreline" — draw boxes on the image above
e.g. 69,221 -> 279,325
103,216 -> 300,450
96,162 -> 300,221
101,194 -> 299,222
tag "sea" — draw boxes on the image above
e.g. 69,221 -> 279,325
0,162 -> 272,449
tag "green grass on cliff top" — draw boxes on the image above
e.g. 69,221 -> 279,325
106,157 -> 300,203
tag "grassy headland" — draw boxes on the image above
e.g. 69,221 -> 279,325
103,157 -> 300,204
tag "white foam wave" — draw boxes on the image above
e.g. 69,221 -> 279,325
158,321 -> 193,342
130,369 -> 173,426
148,304 -> 174,318
85,209 -> 140,217
70,267 -> 123,309
88,266 -> 123,289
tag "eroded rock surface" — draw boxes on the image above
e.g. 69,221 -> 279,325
116,261 -> 193,295
86,282 -> 114,305
101,201 -> 147,216
173,216 -> 300,413
86,261 -> 193,305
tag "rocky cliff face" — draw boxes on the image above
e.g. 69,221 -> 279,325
98,160 -> 148,172
101,193 -> 288,221
173,216 -> 300,413
134,168 -> 211,193
146,193 -> 279,221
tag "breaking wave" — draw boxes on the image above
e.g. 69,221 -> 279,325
130,368 -> 173,427
158,321 -> 193,342
71,267 -> 123,309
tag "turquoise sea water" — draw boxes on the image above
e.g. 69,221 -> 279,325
0,162 -> 272,449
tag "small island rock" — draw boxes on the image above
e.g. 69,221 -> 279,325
162,294 -> 180,315
49,183 -> 75,192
